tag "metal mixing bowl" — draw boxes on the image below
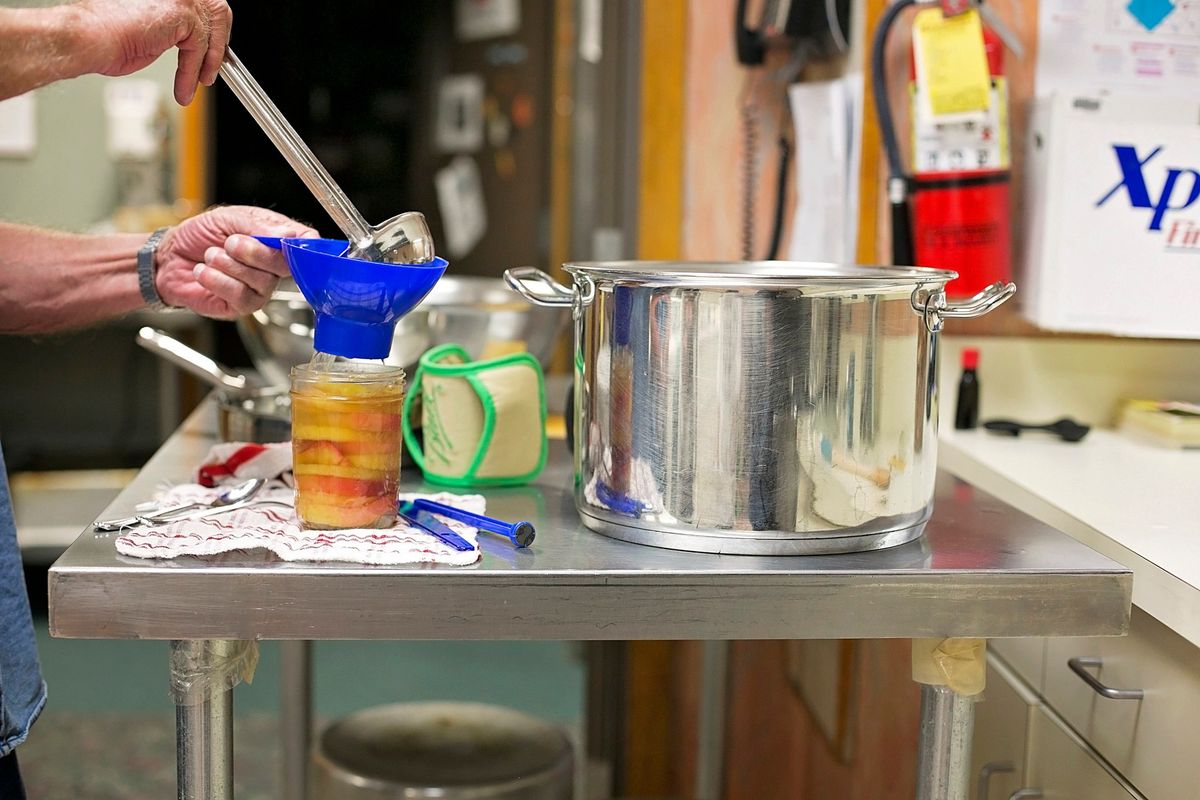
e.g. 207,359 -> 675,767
238,276 -> 569,386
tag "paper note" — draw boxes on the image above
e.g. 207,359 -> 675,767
0,94 -> 36,157
435,75 -> 486,154
455,0 -> 520,41
1037,0 -> 1200,96
912,8 -> 992,118
435,155 -> 487,258
786,76 -> 862,263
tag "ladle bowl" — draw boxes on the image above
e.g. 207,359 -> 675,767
273,237 -> 448,359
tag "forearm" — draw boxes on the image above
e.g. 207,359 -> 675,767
0,5 -> 90,101
0,223 -> 148,334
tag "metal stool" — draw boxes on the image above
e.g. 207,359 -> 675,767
313,702 -> 574,799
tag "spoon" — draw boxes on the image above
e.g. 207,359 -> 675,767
94,478 -> 267,532
146,495 -> 293,524
217,49 -> 435,264
983,417 -> 1091,443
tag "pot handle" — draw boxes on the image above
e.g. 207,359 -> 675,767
914,281 -> 1016,333
136,327 -> 250,391
504,267 -> 581,308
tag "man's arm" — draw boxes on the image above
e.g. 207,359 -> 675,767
0,0 -> 231,105
0,6 -> 89,101
0,207 -> 316,334
0,223 -> 144,333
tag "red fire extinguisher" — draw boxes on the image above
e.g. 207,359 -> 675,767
872,1 -> 1015,298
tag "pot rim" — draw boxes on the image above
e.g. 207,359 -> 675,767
563,260 -> 957,289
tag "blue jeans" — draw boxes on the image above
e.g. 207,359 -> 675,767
0,442 -> 46,759
0,751 -> 26,799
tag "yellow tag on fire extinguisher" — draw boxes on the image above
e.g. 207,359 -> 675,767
912,8 -> 992,117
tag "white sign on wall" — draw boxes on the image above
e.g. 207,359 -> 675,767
0,94 -> 36,158
435,74 -> 486,154
435,155 -> 488,259
1022,93 -> 1200,338
455,0 -> 521,41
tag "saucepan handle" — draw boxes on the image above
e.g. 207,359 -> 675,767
504,267 -> 586,308
913,281 -> 1016,333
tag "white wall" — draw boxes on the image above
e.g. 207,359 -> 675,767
0,0 -> 178,230
939,336 -> 1200,430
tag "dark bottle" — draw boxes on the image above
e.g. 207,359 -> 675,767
955,348 -> 980,430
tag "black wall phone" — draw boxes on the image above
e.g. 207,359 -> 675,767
735,0 -> 853,65
733,0 -> 853,261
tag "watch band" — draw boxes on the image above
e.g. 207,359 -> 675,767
138,226 -> 171,311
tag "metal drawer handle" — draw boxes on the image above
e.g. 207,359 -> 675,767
1068,657 -> 1144,701
978,761 -> 1014,800
1008,790 -> 1043,800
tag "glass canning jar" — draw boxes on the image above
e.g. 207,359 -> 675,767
290,360 -> 406,529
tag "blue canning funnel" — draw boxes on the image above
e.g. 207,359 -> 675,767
260,237 -> 447,360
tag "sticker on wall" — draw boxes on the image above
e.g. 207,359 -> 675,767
511,93 -> 535,130
435,155 -> 488,258
485,99 -> 512,148
494,148 -> 516,180
435,74 -> 486,154
485,43 -> 529,67
455,0 -> 521,42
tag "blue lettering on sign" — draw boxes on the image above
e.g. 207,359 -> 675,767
1096,145 -> 1200,231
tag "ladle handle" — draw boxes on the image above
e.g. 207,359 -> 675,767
136,327 -> 248,392
218,49 -> 373,246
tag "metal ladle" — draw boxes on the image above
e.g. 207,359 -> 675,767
218,49 -> 434,264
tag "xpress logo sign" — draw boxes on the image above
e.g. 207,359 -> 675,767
1096,145 -> 1200,250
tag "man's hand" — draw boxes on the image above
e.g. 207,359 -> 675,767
157,206 -> 317,320
76,0 -> 232,105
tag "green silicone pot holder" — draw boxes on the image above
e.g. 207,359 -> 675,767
402,343 -> 548,487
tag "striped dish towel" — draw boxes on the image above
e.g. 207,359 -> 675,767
113,484 -> 483,566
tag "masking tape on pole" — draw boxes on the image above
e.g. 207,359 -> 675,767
911,637 -> 986,696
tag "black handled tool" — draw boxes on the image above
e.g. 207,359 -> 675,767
983,417 -> 1091,443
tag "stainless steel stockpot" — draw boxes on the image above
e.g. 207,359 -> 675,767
506,262 -> 1014,555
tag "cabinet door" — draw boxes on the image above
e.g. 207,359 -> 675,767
970,663 -> 1029,800
1044,607 -> 1200,800
991,638 -> 1045,694
1025,707 -> 1139,800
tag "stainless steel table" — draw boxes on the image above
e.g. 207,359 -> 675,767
49,405 -> 1131,800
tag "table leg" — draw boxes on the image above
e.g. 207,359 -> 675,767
694,641 -> 730,800
912,638 -> 986,800
915,683 -> 975,800
280,640 -> 313,800
172,640 -> 235,800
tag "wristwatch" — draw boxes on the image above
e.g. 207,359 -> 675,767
137,226 -> 172,311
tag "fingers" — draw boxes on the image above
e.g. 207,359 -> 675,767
204,245 -> 279,294
200,2 -> 232,87
174,31 -> 208,105
193,261 -> 275,316
223,234 -> 292,278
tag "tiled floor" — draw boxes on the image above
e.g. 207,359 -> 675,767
20,615 -> 584,798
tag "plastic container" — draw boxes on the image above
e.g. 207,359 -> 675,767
290,360 -> 406,529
